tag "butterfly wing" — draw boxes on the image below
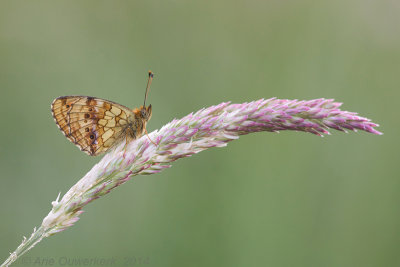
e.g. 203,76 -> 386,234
51,96 -> 134,156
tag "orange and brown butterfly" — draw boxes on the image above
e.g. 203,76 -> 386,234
51,71 -> 154,156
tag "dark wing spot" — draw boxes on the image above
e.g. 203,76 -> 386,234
89,108 -> 93,112
66,104 -> 70,108
86,97 -> 94,105
85,128 -> 90,132
90,134 -> 95,139
85,113 -> 90,119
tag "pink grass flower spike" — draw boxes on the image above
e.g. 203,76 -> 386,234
1,98 -> 381,267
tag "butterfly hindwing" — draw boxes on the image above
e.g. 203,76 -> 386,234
51,96 -> 134,156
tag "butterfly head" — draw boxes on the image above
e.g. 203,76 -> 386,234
139,104 -> 152,122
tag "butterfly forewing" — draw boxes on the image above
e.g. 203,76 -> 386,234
51,96 -> 135,156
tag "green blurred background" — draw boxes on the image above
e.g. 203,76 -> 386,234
0,1 -> 398,266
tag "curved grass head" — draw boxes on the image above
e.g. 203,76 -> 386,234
2,96 -> 381,267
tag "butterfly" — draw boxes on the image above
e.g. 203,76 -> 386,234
51,71 -> 154,156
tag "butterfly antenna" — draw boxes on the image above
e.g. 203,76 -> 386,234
144,70 -> 154,107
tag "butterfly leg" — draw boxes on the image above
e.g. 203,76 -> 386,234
145,128 -> 157,146
123,135 -> 128,158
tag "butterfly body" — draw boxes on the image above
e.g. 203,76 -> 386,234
51,95 -> 152,156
